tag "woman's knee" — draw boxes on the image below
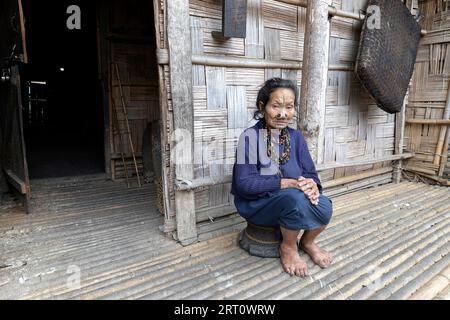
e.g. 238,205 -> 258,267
277,188 -> 304,208
318,194 -> 333,224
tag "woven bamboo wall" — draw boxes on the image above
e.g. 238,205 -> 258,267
404,0 -> 450,180
322,0 -> 395,191
155,0 -> 437,227
189,0 -> 398,223
190,0 -> 304,221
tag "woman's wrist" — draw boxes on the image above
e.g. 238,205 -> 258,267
280,178 -> 297,189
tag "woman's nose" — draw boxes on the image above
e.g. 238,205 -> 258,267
277,110 -> 287,119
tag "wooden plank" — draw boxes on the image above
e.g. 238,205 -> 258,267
264,27 -> 281,79
245,0 -> 264,58
4,170 -> 26,194
206,66 -> 226,109
221,0 -> 247,38
191,16 -> 206,86
167,0 -> 197,245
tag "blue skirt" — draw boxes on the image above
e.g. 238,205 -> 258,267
234,188 -> 333,230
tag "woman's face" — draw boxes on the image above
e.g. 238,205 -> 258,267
260,88 -> 296,130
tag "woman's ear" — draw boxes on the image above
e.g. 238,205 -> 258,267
258,101 -> 264,111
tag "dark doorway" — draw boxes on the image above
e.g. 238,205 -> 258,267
21,0 -> 104,179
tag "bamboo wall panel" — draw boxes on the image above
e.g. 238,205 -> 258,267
246,0 -> 265,58
322,0 -> 396,183
404,0 -> 450,180
182,0 -> 400,223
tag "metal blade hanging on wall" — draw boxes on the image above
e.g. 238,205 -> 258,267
355,0 -> 422,114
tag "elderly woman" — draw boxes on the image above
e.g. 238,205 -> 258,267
231,78 -> 333,277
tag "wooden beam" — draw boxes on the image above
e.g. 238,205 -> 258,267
175,153 -> 413,191
299,0 -> 331,165
316,153 -> 414,171
323,167 -> 393,189
167,0 -> 197,245
157,49 -> 355,71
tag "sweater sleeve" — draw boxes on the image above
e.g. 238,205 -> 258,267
298,132 -> 323,193
232,129 -> 282,199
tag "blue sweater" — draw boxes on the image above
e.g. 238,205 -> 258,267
231,120 -> 323,200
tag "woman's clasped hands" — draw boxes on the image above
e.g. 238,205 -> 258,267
281,176 -> 320,206
297,176 -> 320,206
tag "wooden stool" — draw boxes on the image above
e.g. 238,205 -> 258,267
238,222 -> 281,258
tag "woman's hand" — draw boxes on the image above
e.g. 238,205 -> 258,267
297,176 -> 320,205
280,177 -> 320,205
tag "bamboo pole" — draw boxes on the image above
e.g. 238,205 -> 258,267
263,202 -> 450,300
433,82 -> 450,168
323,167 -> 392,188
113,63 -> 142,187
303,213 -> 450,300
408,265 -> 450,300
110,98 -> 130,188
413,173 -> 450,186
157,49 -> 355,71
403,165 -> 436,176
275,0 -> 427,35
175,153 -> 413,191
406,119 -> 450,125
394,95 -> 408,183
233,186 -> 448,300
438,124 -> 450,177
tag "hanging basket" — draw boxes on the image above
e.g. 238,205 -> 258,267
355,0 -> 422,114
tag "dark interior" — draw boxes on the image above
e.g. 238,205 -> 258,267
21,0 -> 104,179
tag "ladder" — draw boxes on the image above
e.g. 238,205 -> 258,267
111,62 -> 142,187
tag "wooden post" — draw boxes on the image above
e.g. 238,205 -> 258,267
167,0 -> 198,245
394,95 -> 408,183
153,1 -> 175,232
299,0 -> 331,164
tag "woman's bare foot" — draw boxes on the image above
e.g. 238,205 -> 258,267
279,243 -> 308,277
299,241 -> 332,268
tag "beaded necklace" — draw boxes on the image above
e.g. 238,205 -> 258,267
262,119 -> 291,170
